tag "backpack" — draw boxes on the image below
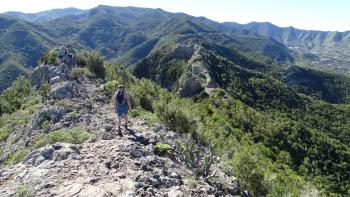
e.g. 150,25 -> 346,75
116,90 -> 125,104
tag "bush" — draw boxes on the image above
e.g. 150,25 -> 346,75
6,149 -> 30,164
70,67 -> 95,79
33,126 -> 92,149
155,98 -> 198,134
176,140 -> 214,178
155,143 -> 172,156
77,51 -> 105,78
104,63 -> 134,84
0,76 -> 32,116
38,82 -> 50,98
99,80 -> 118,98
0,126 -> 10,141
229,143 -> 268,196
40,50 -> 58,65
16,184 -> 33,197
129,79 -> 163,111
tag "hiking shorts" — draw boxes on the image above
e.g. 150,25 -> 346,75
116,103 -> 129,117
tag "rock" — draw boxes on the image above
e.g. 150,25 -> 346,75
24,146 -> 55,166
32,106 -> 66,130
148,175 -> 161,187
50,76 -> 61,84
57,45 -> 76,67
124,191 -> 136,197
167,186 -> 185,197
169,172 -> 181,179
130,148 -> 144,158
49,81 -> 76,100
31,65 -> 49,87
114,172 -> 126,179
178,76 -> 205,97
161,176 -> 181,188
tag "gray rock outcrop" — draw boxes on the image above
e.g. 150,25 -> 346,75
31,45 -> 76,87
178,46 -> 219,97
49,81 -> 77,100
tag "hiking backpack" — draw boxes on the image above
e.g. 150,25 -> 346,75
116,90 -> 125,104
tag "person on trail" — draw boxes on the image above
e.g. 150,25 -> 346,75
113,85 -> 132,135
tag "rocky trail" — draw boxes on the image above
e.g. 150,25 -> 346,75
0,46 -> 240,197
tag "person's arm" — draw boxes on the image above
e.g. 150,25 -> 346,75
112,92 -> 117,110
126,92 -> 132,110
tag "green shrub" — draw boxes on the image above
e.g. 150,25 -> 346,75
0,127 -> 10,141
40,50 -> 58,65
70,67 -> 95,79
129,107 -> 142,118
33,126 -> 92,149
104,63 -> 134,84
38,82 -> 50,97
176,140 -> 213,178
0,76 -> 32,116
40,120 -> 50,129
155,143 -> 172,156
129,79 -> 163,111
155,98 -> 198,134
6,149 -> 30,164
16,184 -> 33,197
99,80 -> 118,98
229,143 -> 268,196
77,51 -> 105,78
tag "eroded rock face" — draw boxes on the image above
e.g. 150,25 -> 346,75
31,45 -> 76,88
32,106 -> 66,130
178,75 -> 205,97
49,81 -> 77,100
178,47 -> 219,97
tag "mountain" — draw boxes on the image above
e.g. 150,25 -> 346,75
0,48 -> 241,196
224,22 -> 350,75
3,7 -> 87,23
0,15 -> 60,91
0,45 -> 349,196
0,5 -> 294,92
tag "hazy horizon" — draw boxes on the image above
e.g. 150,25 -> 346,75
0,0 -> 349,32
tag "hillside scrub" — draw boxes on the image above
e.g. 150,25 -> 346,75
1,48 -> 348,195
112,68 -> 349,195
0,76 -> 33,116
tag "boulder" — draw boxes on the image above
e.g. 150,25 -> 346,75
57,45 -> 76,68
31,65 -> 49,87
178,76 -> 205,97
31,45 -> 77,87
32,106 -> 66,130
49,81 -> 76,100
130,148 -> 145,158
167,186 -> 185,197
24,146 -> 55,166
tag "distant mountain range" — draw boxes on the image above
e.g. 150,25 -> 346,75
0,5 -> 349,103
4,7 -> 87,23
225,22 -> 350,74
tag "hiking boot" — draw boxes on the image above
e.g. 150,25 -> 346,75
125,123 -> 128,130
117,127 -> 123,137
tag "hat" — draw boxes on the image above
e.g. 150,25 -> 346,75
118,84 -> 124,89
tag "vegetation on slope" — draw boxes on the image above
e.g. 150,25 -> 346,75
105,56 -> 350,196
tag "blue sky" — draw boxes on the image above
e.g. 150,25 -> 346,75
0,0 -> 349,31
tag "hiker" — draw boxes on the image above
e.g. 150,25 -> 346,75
113,85 -> 132,135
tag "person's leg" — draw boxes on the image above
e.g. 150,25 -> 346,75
118,115 -> 122,128
124,115 -> 128,129
117,114 -> 123,136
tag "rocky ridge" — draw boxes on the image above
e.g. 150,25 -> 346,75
0,46 -> 240,196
